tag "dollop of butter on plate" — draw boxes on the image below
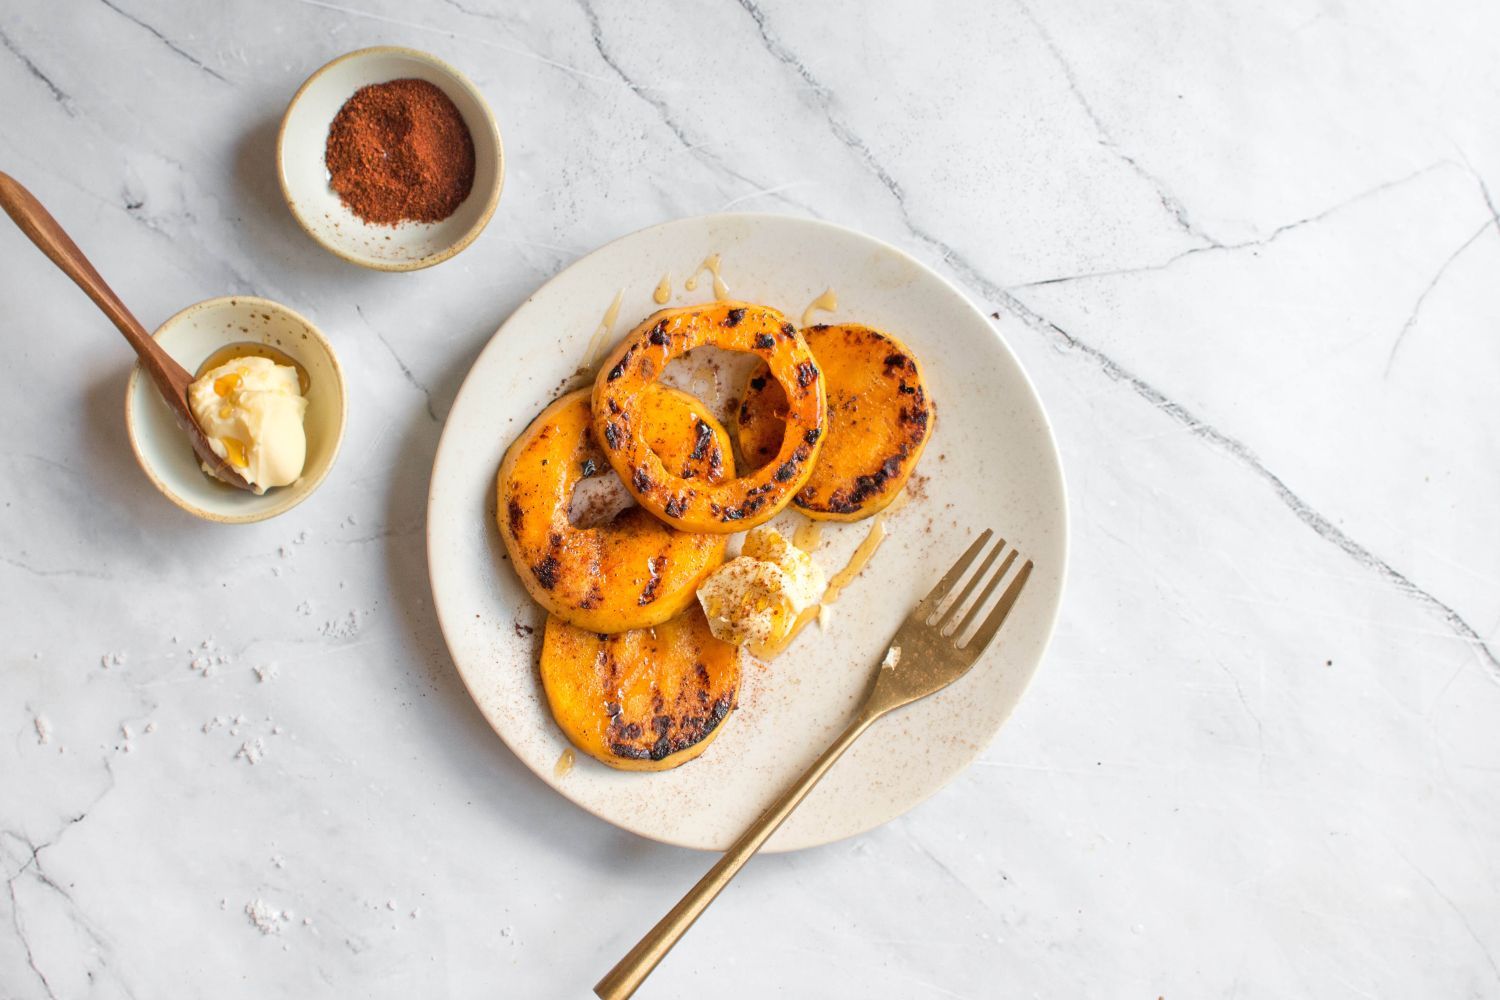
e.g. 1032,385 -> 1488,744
188,355 -> 308,494
697,526 -> 825,651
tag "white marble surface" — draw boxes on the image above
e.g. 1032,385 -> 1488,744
2,1 -> 1498,996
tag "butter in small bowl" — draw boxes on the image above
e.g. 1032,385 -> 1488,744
188,355 -> 308,494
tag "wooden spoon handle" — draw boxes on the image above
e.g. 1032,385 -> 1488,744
0,172 -> 188,385
0,171 -> 251,491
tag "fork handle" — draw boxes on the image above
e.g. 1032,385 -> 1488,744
594,709 -> 879,1000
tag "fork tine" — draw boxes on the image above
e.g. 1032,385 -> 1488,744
960,559 -> 1033,651
945,548 -> 1018,638
933,538 -> 1004,628
916,529 -> 993,618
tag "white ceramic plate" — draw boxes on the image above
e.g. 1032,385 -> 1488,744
427,214 -> 1066,852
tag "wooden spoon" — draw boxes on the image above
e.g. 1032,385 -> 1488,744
0,171 -> 253,492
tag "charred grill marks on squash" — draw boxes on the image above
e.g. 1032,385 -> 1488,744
607,345 -> 636,382
496,389 -> 733,634
774,460 -> 799,482
609,741 -> 649,760
591,301 -> 826,533
607,693 -> 731,762
579,582 -> 604,609
734,324 -> 932,522
540,609 -> 740,771
638,555 -> 664,606
689,419 -> 713,461
532,555 -> 560,589
821,445 -> 910,514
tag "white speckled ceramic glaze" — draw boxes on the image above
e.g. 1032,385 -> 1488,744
427,213 -> 1068,851
125,296 -> 347,523
276,46 -> 503,271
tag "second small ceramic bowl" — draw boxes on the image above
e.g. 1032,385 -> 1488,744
125,296 -> 347,523
277,46 -> 504,271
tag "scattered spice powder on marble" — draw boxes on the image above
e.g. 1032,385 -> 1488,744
325,78 -> 475,226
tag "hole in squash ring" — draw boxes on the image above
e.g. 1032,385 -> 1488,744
591,301 -> 827,533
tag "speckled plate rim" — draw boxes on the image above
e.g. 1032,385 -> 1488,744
426,212 -> 1069,851
275,45 -> 505,272
123,295 -> 347,524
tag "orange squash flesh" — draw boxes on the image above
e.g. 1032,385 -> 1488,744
592,301 -> 826,533
736,324 -> 934,521
540,606 -> 741,771
497,387 -> 734,633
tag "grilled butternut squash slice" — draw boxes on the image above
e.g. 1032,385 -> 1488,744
592,301 -> 826,533
540,606 -> 740,771
736,324 -> 933,521
497,387 -> 734,633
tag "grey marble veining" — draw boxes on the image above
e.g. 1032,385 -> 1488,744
2,1 -> 1498,997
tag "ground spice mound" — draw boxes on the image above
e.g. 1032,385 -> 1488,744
325,78 -> 476,226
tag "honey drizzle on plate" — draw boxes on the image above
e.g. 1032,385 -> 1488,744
581,290 -> 625,369
792,517 -> 823,552
752,514 -> 888,659
749,604 -> 819,660
800,287 -> 837,327
822,515 -> 888,606
653,273 -> 672,304
683,254 -> 728,298
554,747 -> 576,778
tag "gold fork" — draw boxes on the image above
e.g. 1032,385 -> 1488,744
595,529 -> 1034,1000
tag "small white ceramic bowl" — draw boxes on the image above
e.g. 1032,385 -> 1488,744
125,296 -> 347,524
277,46 -> 503,271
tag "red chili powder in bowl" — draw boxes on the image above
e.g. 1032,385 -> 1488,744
325,78 -> 476,226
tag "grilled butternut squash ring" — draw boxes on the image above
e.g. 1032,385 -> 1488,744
541,606 -> 740,771
497,387 -> 734,634
736,324 -> 933,521
592,301 -> 826,533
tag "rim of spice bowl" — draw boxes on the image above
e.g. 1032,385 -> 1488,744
124,296 -> 348,524
276,46 -> 504,272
